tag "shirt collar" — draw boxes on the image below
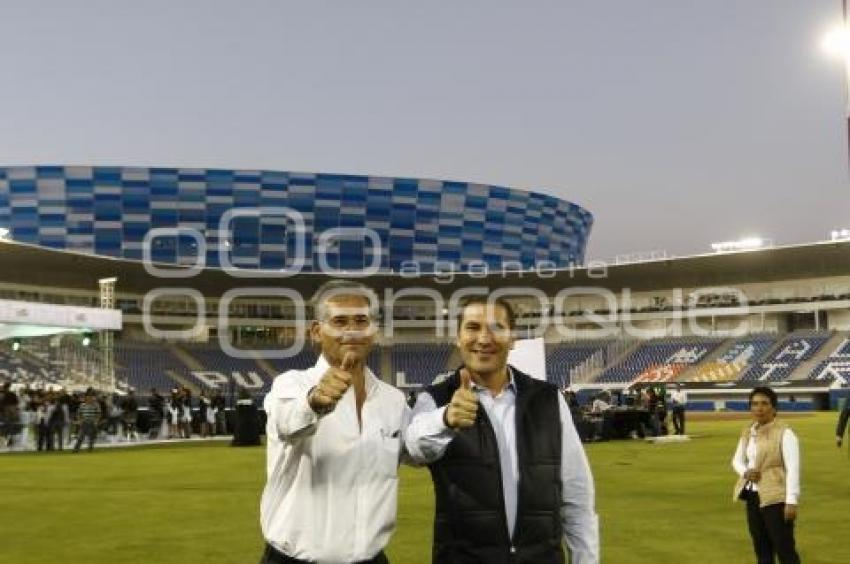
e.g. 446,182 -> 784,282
315,354 -> 379,396
750,418 -> 777,434
467,366 -> 518,395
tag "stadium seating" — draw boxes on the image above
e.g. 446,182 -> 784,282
545,342 -> 606,385
113,341 -> 384,398
686,334 -> 778,382
390,343 -> 454,386
740,331 -> 832,382
632,363 -> 688,383
719,334 -> 778,365
6,331 -> 837,401
807,336 -> 850,384
264,347 -> 321,376
0,348 -> 63,387
180,343 -> 274,393
595,338 -> 721,383
114,342 -> 186,392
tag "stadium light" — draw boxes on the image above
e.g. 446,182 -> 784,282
823,26 -> 850,59
710,237 -> 771,253
81,333 -> 92,347
831,228 -> 850,241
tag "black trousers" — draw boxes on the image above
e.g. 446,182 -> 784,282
672,406 -> 685,435
743,490 -> 800,564
259,544 -> 388,564
148,418 -> 162,439
37,422 -> 50,451
49,422 -> 64,450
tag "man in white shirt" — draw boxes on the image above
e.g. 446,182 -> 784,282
406,296 -> 599,564
589,393 -> 612,442
259,280 -> 410,564
669,383 -> 687,436
731,386 -> 801,564
590,393 -> 611,414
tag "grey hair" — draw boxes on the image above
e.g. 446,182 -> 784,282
310,279 -> 379,321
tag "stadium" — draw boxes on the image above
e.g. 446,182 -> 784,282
2,164 -> 849,563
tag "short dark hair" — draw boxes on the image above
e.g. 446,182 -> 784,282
457,296 -> 516,330
749,386 -> 778,408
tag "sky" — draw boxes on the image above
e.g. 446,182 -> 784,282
1,0 -> 849,262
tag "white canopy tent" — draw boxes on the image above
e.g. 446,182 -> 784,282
0,298 -> 121,336
0,298 -> 122,391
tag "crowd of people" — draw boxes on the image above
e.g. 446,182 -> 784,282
561,383 -> 688,442
0,382 -> 230,451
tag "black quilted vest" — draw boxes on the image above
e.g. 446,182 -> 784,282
424,366 -> 564,564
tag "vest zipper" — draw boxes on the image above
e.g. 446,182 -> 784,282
479,408 -> 514,551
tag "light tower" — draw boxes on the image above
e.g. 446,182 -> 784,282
98,277 -> 117,391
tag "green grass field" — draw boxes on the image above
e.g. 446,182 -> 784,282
2,412 -> 847,564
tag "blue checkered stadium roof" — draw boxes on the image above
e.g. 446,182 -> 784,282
0,165 -> 593,273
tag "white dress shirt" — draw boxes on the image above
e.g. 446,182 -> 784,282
591,399 -> 611,413
670,390 -> 688,406
405,369 -> 600,564
731,423 -> 800,505
260,356 -> 410,563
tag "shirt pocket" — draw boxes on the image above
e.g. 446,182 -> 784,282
375,428 -> 401,478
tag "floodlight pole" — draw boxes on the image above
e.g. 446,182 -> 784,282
98,277 -> 117,392
844,0 -> 850,172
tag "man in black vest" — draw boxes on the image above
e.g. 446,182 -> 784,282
406,296 -> 599,564
836,396 -> 850,448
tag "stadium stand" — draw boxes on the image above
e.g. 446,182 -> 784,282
114,342 -> 186,392
4,330 -> 845,408
264,347 -> 321,376
390,343 -> 454,386
595,338 -> 722,383
545,342 -> 607,385
686,360 -> 746,383
0,347 -> 63,388
739,331 -> 833,382
115,341 -> 199,393
179,343 -> 272,392
808,336 -> 850,384
632,363 -> 689,384
685,334 -> 778,382
719,333 -> 779,365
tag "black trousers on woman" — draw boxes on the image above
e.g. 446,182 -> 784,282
743,490 -> 800,564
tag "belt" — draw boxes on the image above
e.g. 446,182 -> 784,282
262,544 -> 388,564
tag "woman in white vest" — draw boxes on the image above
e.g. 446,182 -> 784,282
731,386 -> 800,564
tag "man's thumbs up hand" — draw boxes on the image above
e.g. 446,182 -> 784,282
445,368 -> 478,429
308,353 -> 359,413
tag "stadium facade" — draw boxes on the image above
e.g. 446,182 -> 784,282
0,165 -> 593,272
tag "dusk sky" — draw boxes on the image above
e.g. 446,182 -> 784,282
2,0 -> 849,262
